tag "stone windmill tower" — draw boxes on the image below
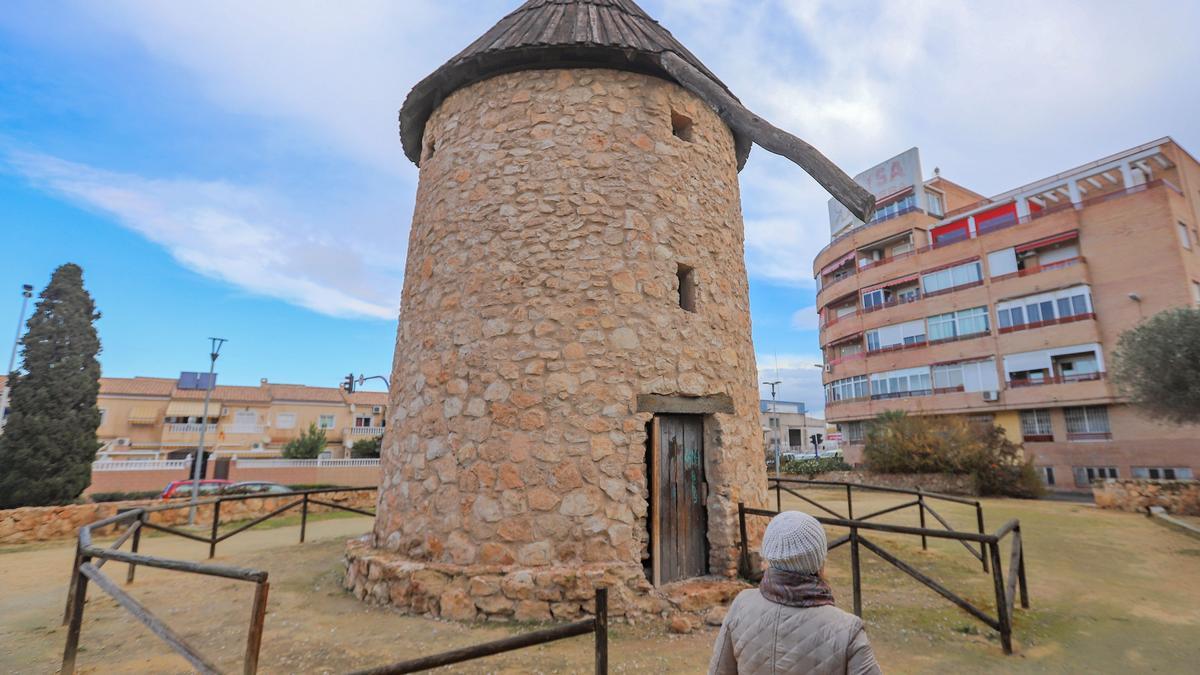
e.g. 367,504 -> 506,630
348,0 -> 873,620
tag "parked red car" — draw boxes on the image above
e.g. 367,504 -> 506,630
160,479 -> 232,500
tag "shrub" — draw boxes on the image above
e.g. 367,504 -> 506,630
863,411 -> 1043,498
350,436 -> 382,458
283,423 -> 327,459
89,490 -> 162,503
781,456 -> 851,477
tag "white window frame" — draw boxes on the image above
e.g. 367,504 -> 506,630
869,366 -> 932,399
1064,405 -> 1110,437
98,408 -> 108,426
928,306 -> 989,342
921,260 -> 982,295
276,412 -> 297,429
1040,466 -> 1056,486
1020,409 -> 1052,439
826,375 -> 868,402
317,414 -> 336,430
1179,221 -> 1193,250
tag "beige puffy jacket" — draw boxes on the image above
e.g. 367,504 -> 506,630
708,588 -> 881,675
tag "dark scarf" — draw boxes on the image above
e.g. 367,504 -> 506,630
759,567 -> 836,608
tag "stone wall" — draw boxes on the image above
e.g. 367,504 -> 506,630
0,490 -> 375,545
1092,480 -> 1200,515
369,63 -> 768,616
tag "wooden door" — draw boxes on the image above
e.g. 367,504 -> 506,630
651,414 -> 708,584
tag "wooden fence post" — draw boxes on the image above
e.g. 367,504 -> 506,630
976,504 -> 989,572
126,512 -> 144,583
300,493 -> 309,544
243,579 -> 270,675
737,502 -> 750,578
988,541 -> 1012,654
594,587 -> 608,675
917,489 -> 928,550
209,499 -> 222,559
61,553 -> 92,673
850,525 -> 862,617
62,541 -> 83,626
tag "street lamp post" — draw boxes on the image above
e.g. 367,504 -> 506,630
763,380 -> 782,480
188,337 -> 227,526
1,284 -> 34,432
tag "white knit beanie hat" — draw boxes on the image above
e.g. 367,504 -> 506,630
761,511 -> 828,574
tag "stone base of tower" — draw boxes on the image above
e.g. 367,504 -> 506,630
344,537 -> 750,624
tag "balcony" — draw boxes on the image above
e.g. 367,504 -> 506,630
1006,372 -> 1105,388
223,424 -> 265,434
164,423 -> 217,434
998,311 -> 1094,335
347,426 -> 385,437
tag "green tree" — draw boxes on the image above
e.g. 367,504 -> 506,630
1112,307 -> 1200,424
283,422 -> 327,459
0,264 -> 102,507
350,435 -> 381,458
863,411 -> 1043,497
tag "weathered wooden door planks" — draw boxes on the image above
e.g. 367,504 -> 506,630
654,414 -> 708,584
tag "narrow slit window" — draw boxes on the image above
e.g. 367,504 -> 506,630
671,111 -> 693,142
677,263 -> 696,312
424,138 -> 436,161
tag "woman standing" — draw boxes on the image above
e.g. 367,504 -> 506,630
709,511 -> 881,674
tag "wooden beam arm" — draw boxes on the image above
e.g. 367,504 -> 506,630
660,51 -> 876,223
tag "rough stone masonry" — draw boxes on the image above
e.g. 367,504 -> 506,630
345,65 -> 770,621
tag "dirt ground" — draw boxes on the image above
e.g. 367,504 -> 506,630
2,489 -> 1199,673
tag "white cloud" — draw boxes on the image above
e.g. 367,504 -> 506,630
789,305 -> 819,331
10,151 -> 403,319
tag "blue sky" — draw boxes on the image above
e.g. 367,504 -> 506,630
2,1 -> 1198,413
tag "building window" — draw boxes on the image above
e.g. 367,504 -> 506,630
276,413 -> 296,429
1132,467 -> 1194,480
843,421 -> 865,443
317,414 -> 335,430
1179,222 -> 1193,250
1064,405 -> 1110,440
355,416 -> 373,428
921,260 -> 982,295
928,306 -> 989,342
671,111 -> 694,142
1073,466 -> 1117,487
676,263 -> 696,312
998,285 -> 1092,331
1040,466 -> 1056,486
1020,409 -> 1053,441
932,358 -> 998,393
1193,281 -> 1200,306
869,366 -> 932,400
826,375 -> 868,402
926,191 -> 944,217
98,408 -> 108,426
865,318 -> 925,352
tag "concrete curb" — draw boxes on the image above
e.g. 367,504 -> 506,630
1148,506 -> 1200,541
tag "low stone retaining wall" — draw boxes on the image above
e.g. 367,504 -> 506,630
344,538 -> 746,628
0,489 -> 376,545
1093,480 -> 1200,516
785,470 -> 979,496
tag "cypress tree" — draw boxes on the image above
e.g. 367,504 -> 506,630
0,264 -> 102,507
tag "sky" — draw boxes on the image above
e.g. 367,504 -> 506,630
1,1 -> 1198,415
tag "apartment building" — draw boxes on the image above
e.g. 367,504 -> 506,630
90,375 -> 388,460
815,139 -> 1200,491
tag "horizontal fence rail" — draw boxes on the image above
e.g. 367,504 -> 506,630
746,478 -> 1028,654
61,486 -> 376,674
349,588 -> 608,675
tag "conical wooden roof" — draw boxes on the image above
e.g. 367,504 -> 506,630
399,0 -> 751,168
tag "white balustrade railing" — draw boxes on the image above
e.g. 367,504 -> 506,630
235,458 -> 380,468
164,423 -> 217,433
92,460 -> 190,471
223,424 -> 265,434
347,426 -> 385,436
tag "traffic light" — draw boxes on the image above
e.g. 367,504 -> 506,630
342,373 -> 356,394
810,433 -> 823,448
